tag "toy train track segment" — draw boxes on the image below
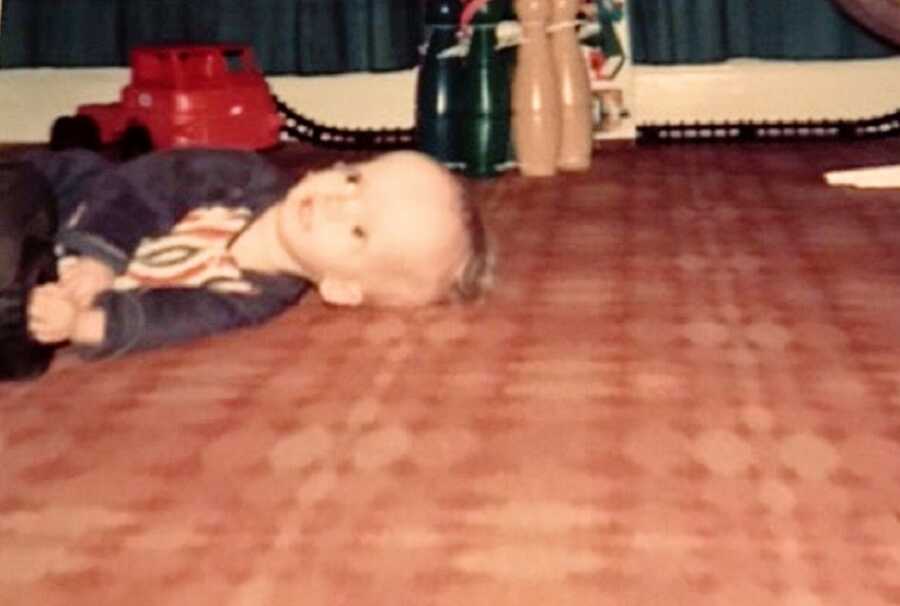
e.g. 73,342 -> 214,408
637,108 -> 900,144
273,95 -> 417,151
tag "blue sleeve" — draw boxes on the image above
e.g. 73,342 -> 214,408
16,149 -> 115,222
77,273 -> 311,359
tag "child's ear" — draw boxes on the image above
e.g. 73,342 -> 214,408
318,277 -> 364,306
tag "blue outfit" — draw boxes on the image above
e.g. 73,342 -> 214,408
18,148 -> 311,359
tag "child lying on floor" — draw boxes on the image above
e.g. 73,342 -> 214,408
1,147 -> 490,379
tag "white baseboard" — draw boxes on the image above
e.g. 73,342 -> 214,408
1,57 -> 898,143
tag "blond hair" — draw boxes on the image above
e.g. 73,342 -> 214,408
450,192 -> 495,303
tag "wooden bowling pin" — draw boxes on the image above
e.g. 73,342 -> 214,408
549,0 -> 593,171
511,0 -> 561,177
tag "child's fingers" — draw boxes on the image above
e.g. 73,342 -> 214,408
58,262 -> 113,307
29,283 -> 65,303
59,279 -> 96,308
58,267 -> 87,290
29,287 -> 71,319
27,286 -> 77,343
58,262 -> 76,280
30,325 -> 68,344
41,276 -> 88,308
28,313 -> 69,343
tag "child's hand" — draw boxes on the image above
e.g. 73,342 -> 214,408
58,257 -> 115,308
27,284 -> 79,343
27,284 -> 107,346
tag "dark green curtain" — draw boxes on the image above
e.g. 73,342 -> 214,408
629,0 -> 899,64
0,0 -> 424,74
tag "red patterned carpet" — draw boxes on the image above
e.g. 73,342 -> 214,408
2,139 -> 900,605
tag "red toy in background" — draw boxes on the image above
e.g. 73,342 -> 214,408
51,44 -> 283,156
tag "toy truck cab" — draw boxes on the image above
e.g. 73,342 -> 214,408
76,44 -> 283,151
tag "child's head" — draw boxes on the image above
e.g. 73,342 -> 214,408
277,151 -> 491,307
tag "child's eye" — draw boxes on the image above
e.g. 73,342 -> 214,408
352,225 -> 367,239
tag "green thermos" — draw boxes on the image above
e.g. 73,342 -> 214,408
461,0 -> 512,178
416,0 -> 465,166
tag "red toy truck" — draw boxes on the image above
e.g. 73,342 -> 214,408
53,44 -> 283,153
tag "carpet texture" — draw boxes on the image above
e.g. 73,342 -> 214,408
2,139 -> 900,605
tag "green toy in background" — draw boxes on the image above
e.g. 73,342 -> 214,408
415,0 -> 514,178
460,0 -> 513,178
416,0 -> 466,167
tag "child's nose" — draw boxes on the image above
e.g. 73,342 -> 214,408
321,193 -> 361,221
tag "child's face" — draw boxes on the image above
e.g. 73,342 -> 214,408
276,151 -> 469,306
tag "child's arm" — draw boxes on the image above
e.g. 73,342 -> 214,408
29,273 -> 310,357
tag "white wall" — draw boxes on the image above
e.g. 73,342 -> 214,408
0,68 -> 418,143
1,57 -> 899,143
633,57 -> 900,125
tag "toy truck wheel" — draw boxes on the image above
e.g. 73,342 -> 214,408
49,115 -> 102,152
115,124 -> 154,161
